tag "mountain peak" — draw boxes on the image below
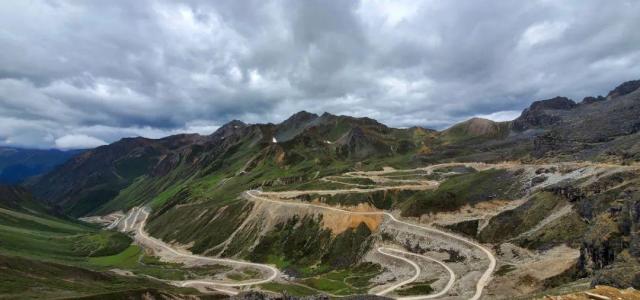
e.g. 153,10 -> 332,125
528,96 -> 576,111
223,120 -> 247,128
442,117 -> 500,140
282,111 -> 318,124
607,79 -> 640,99
512,96 -> 576,131
320,112 -> 336,118
210,120 -> 247,139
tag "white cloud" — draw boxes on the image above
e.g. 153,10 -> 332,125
54,134 -> 108,149
518,21 -> 569,48
0,1 -> 639,148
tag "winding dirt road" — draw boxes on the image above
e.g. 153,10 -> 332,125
244,189 -> 496,300
375,247 -> 456,300
113,163 -> 499,299
124,207 -> 279,294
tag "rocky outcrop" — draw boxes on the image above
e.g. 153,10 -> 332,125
607,79 -> 640,99
210,119 -> 248,141
512,96 -> 576,131
582,95 -> 606,104
335,127 -> 392,159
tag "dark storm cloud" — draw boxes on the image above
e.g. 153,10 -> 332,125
0,0 -> 639,148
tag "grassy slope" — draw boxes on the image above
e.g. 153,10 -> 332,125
0,188 -> 231,298
0,254 -> 190,300
0,206 -> 130,262
0,200 -> 207,298
401,168 -> 524,216
243,215 -> 380,295
478,192 -> 588,248
296,189 -> 419,210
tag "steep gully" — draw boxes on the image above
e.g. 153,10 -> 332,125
113,164 -> 497,299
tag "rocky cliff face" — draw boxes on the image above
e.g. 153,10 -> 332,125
529,84 -> 640,160
335,127 -> 393,159
512,96 -> 577,131
607,79 -> 640,99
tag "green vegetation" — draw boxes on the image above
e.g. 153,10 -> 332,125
247,215 -> 380,295
297,189 -> 419,209
326,176 -> 376,185
0,206 -> 130,262
0,194 -> 208,298
302,277 -> 350,294
396,280 -> 436,296
147,199 -> 253,254
291,263 -> 382,295
97,163 -> 195,214
250,216 -> 374,273
401,168 -> 524,216
479,191 -> 588,249
226,268 -> 262,281
440,119 -> 510,144
114,156 -> 157,179
496,264 -> 516,276
0,254 -> 188,299
89,245 -> 232,281
89,245 -> 142,269
443,219 -> 479,237
266,179 -> 373,192
516,210 -> 588,249
260,282 -> 318,296
0,188 -> 197,297
249,215 -> 332,270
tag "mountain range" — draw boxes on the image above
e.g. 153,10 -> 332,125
1,79 -> 640,299
0,147 -> 81,184
29,80 -> 640,217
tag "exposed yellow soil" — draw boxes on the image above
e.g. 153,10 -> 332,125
321,212 -> 383,234
311,200 -> 383,234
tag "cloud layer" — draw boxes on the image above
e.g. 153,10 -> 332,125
1,0 -> 639,148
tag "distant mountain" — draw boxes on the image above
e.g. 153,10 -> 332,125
440,117 -> 509,143
30,112 -> 427,216
511,80 -> 640,160
0,185 -> 40,212
429,79 -> 640,162
0,147 -> 82,184
30,79 -> 640,218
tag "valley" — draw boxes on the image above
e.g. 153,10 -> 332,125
2,80 -> 640,299
82,161 -> 639,299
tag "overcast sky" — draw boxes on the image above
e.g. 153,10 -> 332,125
1,1 -> 639,149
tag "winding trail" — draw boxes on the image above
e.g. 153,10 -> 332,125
126,207 -> 279,294
374,247 -> 421,296
116,163 -> 500,299
376,247 -> 456,300
245,189 -> 495,300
